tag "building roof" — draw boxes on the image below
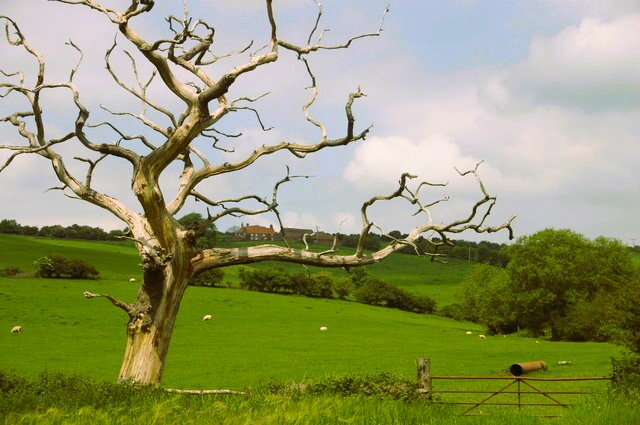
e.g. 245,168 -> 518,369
237,224 -> 276,234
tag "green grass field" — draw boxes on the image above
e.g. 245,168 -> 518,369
2,234 -> 638,423
0,234 -> 622,391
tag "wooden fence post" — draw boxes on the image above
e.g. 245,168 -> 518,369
416,357 -> 432,399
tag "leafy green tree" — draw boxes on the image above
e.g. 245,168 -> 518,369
458,230 -> 637,340
554,293 -> 617,342
21,225 -> 39,236
458,264 -> 517,334
611,275 -> 640,354
178,213 -> 217,248
0,219 -> 21,234
506,229 -> 591,338
340,234 -> 381,251
506,229 -> 634,339
39,225 -> 68,239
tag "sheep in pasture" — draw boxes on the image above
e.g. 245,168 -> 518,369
479,334 -> 486,340
11,325 -> 22,334
320,326 -> 328,331
129,278 -> 136,282
202,314 -> 212,321
465,331 -> 473,335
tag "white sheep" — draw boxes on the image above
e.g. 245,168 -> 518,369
479,334 -> 486,340
129,278 -> 136,282
11,325 -> 22,334
202,314 -> 212,321
320,326 -> 328,331
465,331 -> 473,335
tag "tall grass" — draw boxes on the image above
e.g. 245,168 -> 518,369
1,372 -> 639,425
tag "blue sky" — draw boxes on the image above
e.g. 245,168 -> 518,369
1,0 -> 639,245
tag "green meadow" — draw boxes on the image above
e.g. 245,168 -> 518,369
1,234 -> 637,423
0,234 -> 622,386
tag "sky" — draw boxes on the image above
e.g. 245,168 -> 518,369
1,0 -> 639,245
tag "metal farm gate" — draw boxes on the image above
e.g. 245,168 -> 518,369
416,358 -> 612,417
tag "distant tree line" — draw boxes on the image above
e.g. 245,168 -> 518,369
0,214 -> 215,244
237,266 -> 436,314
339,232 -> 507,266
0,219 -> 125,241
2,218 -> 507,266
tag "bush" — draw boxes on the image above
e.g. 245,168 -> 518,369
238,266 -> 434,314
34,254 -> 99,279
300,272 -> 335,298
189,268 -> 224,287
264,372 -> 419,401
239,267 -> 292,293
612,354 -> 640,394
354,276 -> 436,314
0,266 -> 23,277
438,303 -> 466,320
353,276 -> 392,306
334,278 -> 353,299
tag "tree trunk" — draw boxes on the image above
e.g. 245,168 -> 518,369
118,320 -> 173,384
118,259 -> 191,385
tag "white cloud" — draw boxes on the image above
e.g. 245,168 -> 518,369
534,0 -> 640,21
506,14 -> 640,111
279,211 -> 322,231
343,135 -> 478,191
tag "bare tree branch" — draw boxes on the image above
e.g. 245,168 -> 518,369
188,167 -> 308,223
104,39 -> 177,129
0,15 -> 140,226
83,291 -> 134,317
278,3 -> 389,56
193,163 -> 514,273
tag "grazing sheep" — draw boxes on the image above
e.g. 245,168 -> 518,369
11,325 -> 22,334
465,331 -> 473,335
479,334 -> 486,340
129,278 -> 136,282
320,326 -> 328,331
202,314 -> 212,321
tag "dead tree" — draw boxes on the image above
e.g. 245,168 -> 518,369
0,1 -> 514,385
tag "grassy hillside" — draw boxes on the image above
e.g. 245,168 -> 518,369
0,234 -> 472,307
0,234 -> 141,280
0,234 -> 623,391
